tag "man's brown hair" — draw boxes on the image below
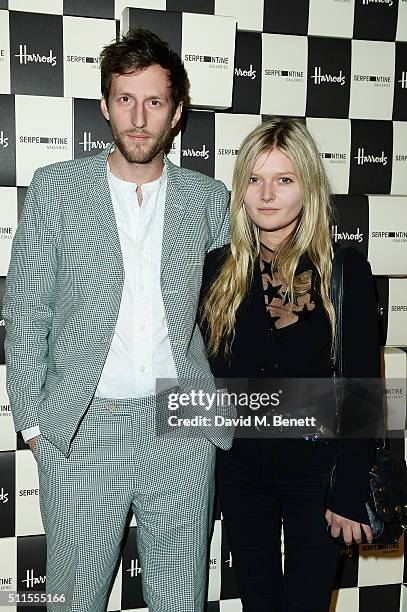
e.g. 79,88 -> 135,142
100,28 -> 188,112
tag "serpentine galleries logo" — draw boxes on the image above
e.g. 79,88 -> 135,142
63,16 -> 116,99
261,34 -> 307,116
15,96 -> 72,186
349,40 -> 394,120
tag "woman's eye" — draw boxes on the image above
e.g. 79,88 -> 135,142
120,96 -> 130,103
279,176 -> 293,184
149,100 -> 160,107
249,176 -> 259,184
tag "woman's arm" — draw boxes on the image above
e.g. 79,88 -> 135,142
327,246 -> 382,525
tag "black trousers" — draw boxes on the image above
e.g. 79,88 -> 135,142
216,437 -> 342,612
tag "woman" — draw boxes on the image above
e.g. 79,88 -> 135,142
199,118 -> 381,611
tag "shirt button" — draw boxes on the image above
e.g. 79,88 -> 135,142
107,403 -> 116,413
274,363 -> 279,368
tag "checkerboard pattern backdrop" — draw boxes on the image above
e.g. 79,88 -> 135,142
1,0 -> 407,610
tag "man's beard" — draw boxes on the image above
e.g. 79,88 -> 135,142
111,120 -> 173,164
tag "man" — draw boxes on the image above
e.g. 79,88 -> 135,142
3,28 -> 231,612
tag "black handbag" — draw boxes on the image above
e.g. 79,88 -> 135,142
327,246 -> 407,545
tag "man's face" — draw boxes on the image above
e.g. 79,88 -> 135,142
101,63 -> 182,164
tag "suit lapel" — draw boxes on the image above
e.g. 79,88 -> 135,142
160,157 -> 188,275
87,144 -> 123,265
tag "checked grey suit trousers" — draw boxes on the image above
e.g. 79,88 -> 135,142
32,392 -> 216,612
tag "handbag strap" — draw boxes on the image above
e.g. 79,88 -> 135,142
329,245 -> 347,378
329,245 -> 385,448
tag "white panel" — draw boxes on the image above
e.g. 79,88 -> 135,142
349,40 -> 395,120
329,587 -> 359,612
63,16 -> 116,99
15,450 -> 44,537
308,0 -> 355,38
396,0 -> 407,41
260,34 -> 307,117
306,118 -> 350,194
0,188 -> 17,277
215,113 -> 261,190
0,10 -> 10,94
182,13 -> 236,109
116,0 -> 166,21
387,279 -> 407,347
358,536 -> 404,587
208,519 -> 222,601
391,121 -> 407,195
167,130 -> 181,167
367,195 -> 407,276
15,95 -> 72,186
215,0 -> 264,32
106,560 -> 122,611
9,0 -> 63,14
220,600 -> 243,611
0,537 -> 17,612
383,348 -> 407,431
0,365 -> 15,452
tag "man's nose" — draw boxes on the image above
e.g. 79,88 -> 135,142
131,103 -> 147,129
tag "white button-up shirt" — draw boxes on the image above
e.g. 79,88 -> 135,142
21,160 -> 178,441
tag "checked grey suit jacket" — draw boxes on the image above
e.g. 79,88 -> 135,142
3,145 -> 232,457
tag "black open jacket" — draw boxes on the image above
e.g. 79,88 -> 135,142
199,244 -> 382,524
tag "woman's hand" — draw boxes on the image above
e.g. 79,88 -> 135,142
325,509 -> 373,545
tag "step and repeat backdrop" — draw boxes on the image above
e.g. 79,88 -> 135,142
1,0 -> 407,611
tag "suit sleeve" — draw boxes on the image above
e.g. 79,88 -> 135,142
2,168 -> 58,433
327,247 -> 382,524
206,180 -> 230,252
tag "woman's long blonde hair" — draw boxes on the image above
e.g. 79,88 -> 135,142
201,118 -> 335,357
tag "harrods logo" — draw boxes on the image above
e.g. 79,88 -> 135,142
310,67 -> 346,86
362,0 -> 393,5
234,64 -> 257,80
398,71 -> 407,89
332,225 -> 364,243
182,144 -> 210,160
126,559 -> 142,577
79,132 -> 111,153
319,152 -> 347,164
0,487 -> 9,504
22,570 -> 46,589
184,54 -> 229,70
15,44 -> 57,67
354,148 -> 387,165
19,135 -> 68,151
0,130 -> 8,149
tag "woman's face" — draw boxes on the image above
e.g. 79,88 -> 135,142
244,147 -> 303,245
